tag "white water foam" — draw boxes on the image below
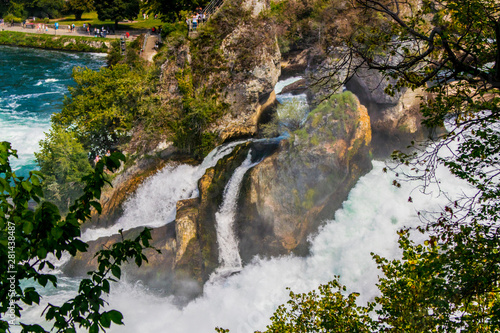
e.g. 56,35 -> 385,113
18,158 -> 471,332
274,76 -> 303,95
95,159 -> 469,333
81,140 -> 248,242
34,78 -> 60,86
211,151 -> 260,280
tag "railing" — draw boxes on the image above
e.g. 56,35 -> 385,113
142,31 -> 150,53
202,0 -> 225,20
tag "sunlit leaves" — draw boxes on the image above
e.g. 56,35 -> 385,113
53,65 -> 144,155
259,278 -> 376,333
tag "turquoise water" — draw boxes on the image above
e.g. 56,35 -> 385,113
0,45 -> 106,178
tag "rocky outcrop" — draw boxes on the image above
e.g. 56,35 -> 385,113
345,68 -> 427,157
237,92 -> 372,260
207,0 -> 281,141
280,47 -> 427,158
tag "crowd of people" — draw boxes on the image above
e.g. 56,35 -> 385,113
186,7 -> 207,31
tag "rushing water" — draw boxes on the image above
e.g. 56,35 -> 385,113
211,151 -> 261,280
97,160 -> 469,333
5,50 -> 474,332
0,45 -> 105,177
81,140 -> 248,242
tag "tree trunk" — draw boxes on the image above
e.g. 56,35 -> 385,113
74,11 -> 83,21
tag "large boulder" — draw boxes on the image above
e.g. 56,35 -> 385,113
237,92 -> 372,259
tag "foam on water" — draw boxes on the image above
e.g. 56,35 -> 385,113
274,76 -> 303,94
81,140 -> 248,242
93,160 -> 469,333
0,45 -> 105,177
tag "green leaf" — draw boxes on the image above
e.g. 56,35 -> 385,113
111,266 -> 121,279
23,222 -> 34,234
37,247 -> 48,259
51,227 -> 64,240
22,181 -> 32,192
107,310 -> 124,325
100,312 -> 111,328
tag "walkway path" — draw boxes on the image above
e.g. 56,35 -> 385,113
0,23 -> 146,40
141,34 -> 158,62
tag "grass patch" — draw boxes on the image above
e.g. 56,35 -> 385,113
0,31 -> 109,52
50,12 -> 163,30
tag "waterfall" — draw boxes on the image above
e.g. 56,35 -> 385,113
211,151 -> 260,281
81,140 -> 247,242
96,160 -> 470,333
19,160 -> 470,333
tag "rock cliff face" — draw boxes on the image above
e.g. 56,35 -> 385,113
345,68 -> 427,157
237,92 -> 372,259
207,0 -> 281,141
64,0 -> 428,299
281,48 -> 427,157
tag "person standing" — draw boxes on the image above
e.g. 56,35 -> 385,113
192,14 -> 198,31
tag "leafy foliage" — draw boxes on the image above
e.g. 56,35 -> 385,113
53,64 -> 144,156
220,0 -> 500,331
35,125 -> 93,213
1,0 -> 65,19
374,226 -> 500,332
64,0 -> 94,21
142,0 -> 210,22
0,141 -> 158,332
93,0 -> 140,29
260,279 -> 376,333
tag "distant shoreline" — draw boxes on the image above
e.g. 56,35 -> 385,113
0,31 -> 115,53
0,30 -> 112,53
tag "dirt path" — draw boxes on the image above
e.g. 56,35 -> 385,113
141,34 -> 158,62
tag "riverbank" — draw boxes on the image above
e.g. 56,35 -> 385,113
0,30 -> 112,52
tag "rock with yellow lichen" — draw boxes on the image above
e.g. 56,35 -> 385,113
237,92 -> 372,259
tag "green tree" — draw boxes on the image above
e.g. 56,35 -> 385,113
142,0 -> 209,22
311,0 -> 500,329
0,141 -> 158,332
93,0 -> 140,30
346,2 -> 500,328
52,64 -> 144,156
64,0 -> 94,21
35,125 -> 93,213
216,278 -> 376,333
0,1 -> 27,19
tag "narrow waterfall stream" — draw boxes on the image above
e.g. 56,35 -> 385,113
211,151 -> 261,281
19,161 -> 470,333
98,160 -> 469,333
81,140 -> 247,242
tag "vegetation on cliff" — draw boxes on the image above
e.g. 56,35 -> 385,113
220,0 -> 500,330
3,0 -> 499,330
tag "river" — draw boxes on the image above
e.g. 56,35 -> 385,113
0,45 -> 105,177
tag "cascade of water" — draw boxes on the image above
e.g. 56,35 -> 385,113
210,151 -> 260,281
81,140 -> 247,242
19,159 -> 471,333
96,160 -> 470,333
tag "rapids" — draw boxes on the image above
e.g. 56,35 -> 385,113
0,45 -> 105,177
